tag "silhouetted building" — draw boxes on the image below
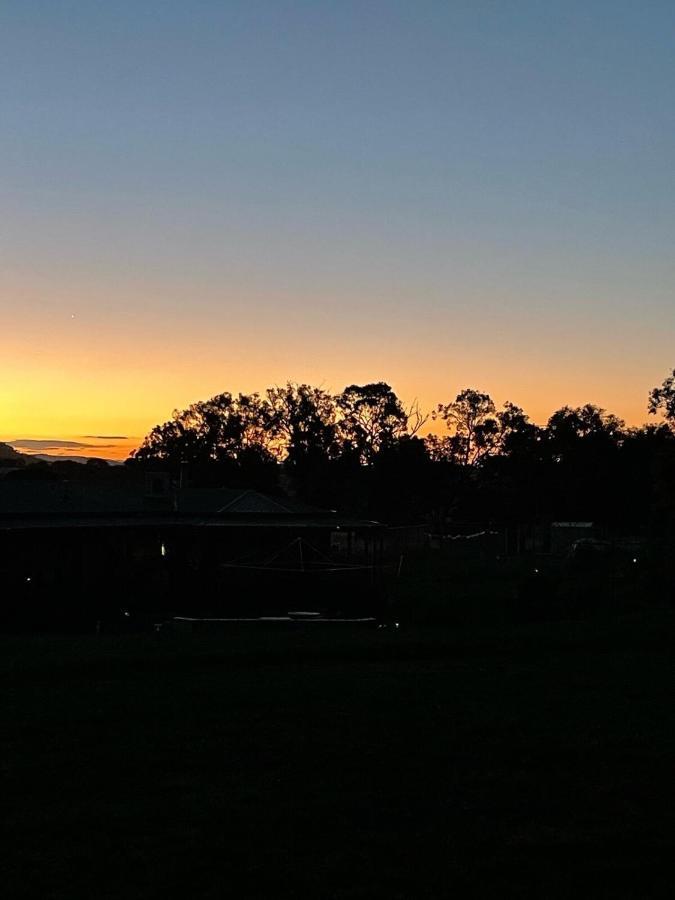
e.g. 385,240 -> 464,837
0,482 -> 386,630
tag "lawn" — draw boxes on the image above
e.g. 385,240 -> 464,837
3,614 -> 675,899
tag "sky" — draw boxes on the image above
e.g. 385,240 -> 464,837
2,0 -> 674,460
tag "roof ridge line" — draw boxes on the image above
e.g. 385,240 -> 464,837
215,488 -> 249,513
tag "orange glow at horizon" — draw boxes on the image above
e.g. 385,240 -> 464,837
2,274 -> 669,461
1,372 -> 660,463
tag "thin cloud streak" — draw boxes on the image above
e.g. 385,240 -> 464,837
10,439 -> 94,450
83,435 -> 129,440
8,439 -> 126,456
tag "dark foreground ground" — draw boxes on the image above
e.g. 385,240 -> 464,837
3,614 -> 675,899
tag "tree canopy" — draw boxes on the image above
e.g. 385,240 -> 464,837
649,369 -> 675,426
127,369 -> 675,527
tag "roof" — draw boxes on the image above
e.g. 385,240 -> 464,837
176,488 -> 321,516
0,481 -> 380,531
0,482 -> 318,515
0,516 -> 381,532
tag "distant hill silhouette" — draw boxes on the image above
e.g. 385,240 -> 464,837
24,453 -> 119,465
0,442 -> 23,462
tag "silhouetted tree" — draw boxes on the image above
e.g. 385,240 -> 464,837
430,391 -> 538,467
85,457 -> 110,469
431,388 -> 498,466
336,382 -> 425,465
369,435 -> 438,523
262,382 -> 341,505
649,369 -> 675,426
547,404 -> 624,454
266,383 -> 339,467
5,462 -> 56,481
123,376 -> 675,533
497,402 -> 544,458
541,405 -> 626,521
131,392 -> 278,489
472,405 -> 546,523
133,392 -> 276,466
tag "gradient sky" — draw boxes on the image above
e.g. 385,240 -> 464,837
2,1 -> 674,459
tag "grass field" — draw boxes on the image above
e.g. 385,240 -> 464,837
3,614 -> 675,898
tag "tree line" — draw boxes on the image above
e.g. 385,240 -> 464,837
129,372 -> 675,528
